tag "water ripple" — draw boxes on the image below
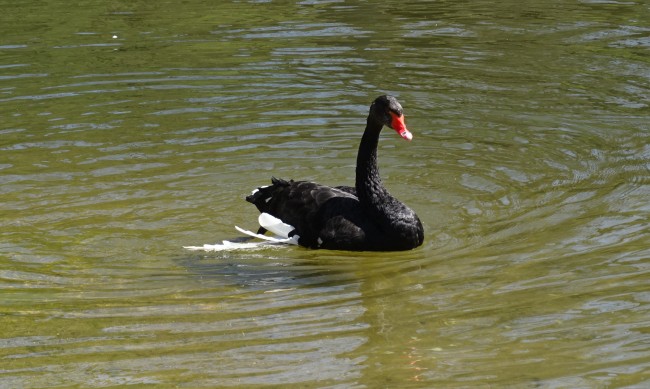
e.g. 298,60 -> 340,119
1,0 -> 649,387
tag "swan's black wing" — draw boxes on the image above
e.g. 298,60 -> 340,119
246,178 -> 382,250
334,185 -> 356,196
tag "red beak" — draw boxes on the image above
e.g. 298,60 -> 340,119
390,112 -> 413,141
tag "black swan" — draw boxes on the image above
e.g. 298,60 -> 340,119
244,95 -> 424,251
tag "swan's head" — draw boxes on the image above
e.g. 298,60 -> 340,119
370,95 -> 413,141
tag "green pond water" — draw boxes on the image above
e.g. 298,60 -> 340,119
1,0 -> 649,387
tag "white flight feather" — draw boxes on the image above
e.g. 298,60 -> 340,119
184,241 -> 269,252
258,213 -> 294,238
183,212 -> 299,252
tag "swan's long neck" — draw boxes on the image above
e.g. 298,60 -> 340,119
354,109 -> 424,249
355,117 -> 392,216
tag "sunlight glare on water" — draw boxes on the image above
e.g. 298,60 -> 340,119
1,0 -> 649,387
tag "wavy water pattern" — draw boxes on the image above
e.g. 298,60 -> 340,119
1,0 -> 649,387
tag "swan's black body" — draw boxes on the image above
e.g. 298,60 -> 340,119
246,95 -> 424,251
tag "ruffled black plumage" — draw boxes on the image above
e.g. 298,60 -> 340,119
245,95 -> 424,251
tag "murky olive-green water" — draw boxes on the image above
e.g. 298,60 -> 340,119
2,0 -> 649,387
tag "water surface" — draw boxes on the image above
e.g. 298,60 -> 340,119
1,0 -> 649,387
